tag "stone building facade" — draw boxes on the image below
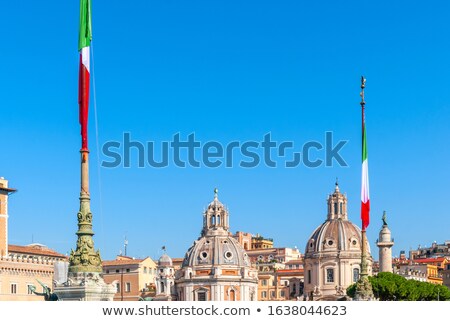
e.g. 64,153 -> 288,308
0,178 -> 67,301
102,255 -> 157,301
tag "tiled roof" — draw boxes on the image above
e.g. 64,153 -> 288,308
277,269 -> 304,274
8,244 -> 67,259
285,259 -> 303,264
414,258 -> 446,263
103,258 -> 144,266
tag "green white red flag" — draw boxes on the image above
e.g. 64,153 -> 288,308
78,0 -> 92,151
361,100 -> 370,230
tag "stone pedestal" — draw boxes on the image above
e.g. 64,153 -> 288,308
54,272 -> 116,301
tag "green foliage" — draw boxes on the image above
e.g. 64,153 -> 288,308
347,272 -> 450,301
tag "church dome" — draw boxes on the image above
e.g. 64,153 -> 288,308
159,253 -> 173,267
182,189 -> 250,268
304,182 -> 371,257
175,189 -> 258,301
303,182 -> 373,300
182,234 -> 250,268
305,220 -> 368,255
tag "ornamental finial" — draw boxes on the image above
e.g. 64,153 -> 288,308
360,76 -> 366,106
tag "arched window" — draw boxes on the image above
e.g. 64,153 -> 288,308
340,202 -> 343,214
229,289 -> 236,301
334,203 -> 338,215
353,268 -> 359,282
217,215 -> 221,225
326,269 -> 334,283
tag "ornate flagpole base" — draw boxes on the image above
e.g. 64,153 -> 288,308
54,272 -> 116,301
354,229 -> 375,301
354,276 -> 375,301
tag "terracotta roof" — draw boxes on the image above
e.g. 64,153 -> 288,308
8,244 -> 66,259
172,258 -> 184,263
277,269 -> 304,274
285,259 -> 303,264
102,258 -> 145,266
414,258 -> 446,263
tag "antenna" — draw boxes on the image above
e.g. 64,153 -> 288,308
124,236 -> 128,256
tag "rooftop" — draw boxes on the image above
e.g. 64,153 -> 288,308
8,244 -> 66,259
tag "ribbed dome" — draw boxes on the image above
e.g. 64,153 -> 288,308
159,253 -> 173,266
305,219 -> 370,255
182,234 -> 250,268
304,182 -> 371,258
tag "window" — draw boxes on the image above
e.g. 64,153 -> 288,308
229,289 -> 235,301
353,268 -> 359,282
116,269 -> 120,273
116,283 -> 120,293
144,267 -> 147,273
126,268 -> 130,273
271,291 -> 276,298
106,270 -> 109,274
326,269 -> 334,283
280,291 -> 285,298
261,291 -> 267,299
261,280 -> 267,286
198,292 -> 206,301
125,282 -> 131,292
27,284 -> 33,295
11,284 -> 17,294
340,203 -> 343,214
307,270 -> 311,284
334,203 -> 338,215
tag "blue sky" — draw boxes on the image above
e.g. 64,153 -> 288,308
2,1 -> 449,261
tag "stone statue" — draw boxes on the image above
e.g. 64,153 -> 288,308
382,211 -> 388,226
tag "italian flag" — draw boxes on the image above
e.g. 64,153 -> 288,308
78,0 -> 92,151
361,110 -> 370,230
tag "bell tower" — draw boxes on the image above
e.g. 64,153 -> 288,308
327,180 -> 348,221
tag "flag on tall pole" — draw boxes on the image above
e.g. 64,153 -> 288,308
360,76 -> 370,230
79,0 -> 92,151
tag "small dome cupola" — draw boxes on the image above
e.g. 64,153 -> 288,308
327,180 -> 348,221
202,188 -> 230,236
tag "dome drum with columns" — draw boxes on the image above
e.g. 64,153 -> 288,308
304,182 -> 373,301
